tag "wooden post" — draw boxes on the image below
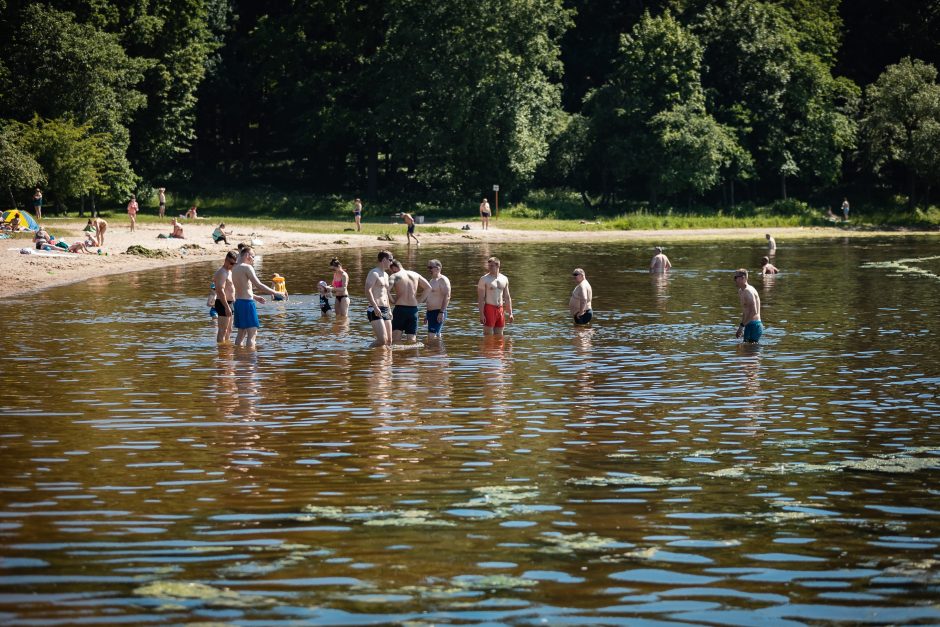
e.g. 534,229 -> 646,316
493,184 -> 499,219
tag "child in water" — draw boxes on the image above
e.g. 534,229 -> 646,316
207,282 -> 219,324
318,280 -> 332,314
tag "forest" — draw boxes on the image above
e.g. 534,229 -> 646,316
1,0 -> 939,217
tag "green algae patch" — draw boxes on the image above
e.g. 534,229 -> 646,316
862,255 -> 940,282
704,451 -> 939,480
452,575 -> 539,590
465,485 -> 539,507
567,474 -> 687,487
703,467 -> 747,478
538,531 -> 630,554
301,504 -> 453,527
133,581 -> 276,609
126,244 -> 173,258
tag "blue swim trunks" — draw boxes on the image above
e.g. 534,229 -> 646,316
234,298 -> 260,329
427,309 -> 446,334
743,319 -> 763,343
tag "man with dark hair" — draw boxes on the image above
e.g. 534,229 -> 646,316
365,250 -> 394,346
213,251 -> 238,343
388,259 -> 431,343
734,268 -> 763,343
232,246 -> 285,348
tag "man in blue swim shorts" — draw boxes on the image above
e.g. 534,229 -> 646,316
231,245 -> 287,348
733,268 -> 763,343
388,259 -> 431,343
424,259 -> 451,340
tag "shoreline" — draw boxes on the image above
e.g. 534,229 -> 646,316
1,220 -> 936,301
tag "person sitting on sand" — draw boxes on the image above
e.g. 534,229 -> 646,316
186,205 -> 198,219
8,214 -> 22,231
68,235 -> 98,254
170,218 -> 185,239
212,223 -> 230,244
33,227 -> 53,245
761,256 -> 779,274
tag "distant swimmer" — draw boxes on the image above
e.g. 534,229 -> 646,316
232,246 -> 285,348
402,212 -> 420,245
569,268 -> 593,324
477,256 -> 514,335
365,250 -> 394,347
213,250 -> 238,344
388,259 -> 431,343
766,233 -> 776,253
734,268 -> 762,343
424,259 -> 451,340
761,256 -> 779,275
650,246 -> 672,273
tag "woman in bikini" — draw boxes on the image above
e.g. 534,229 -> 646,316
330,257 -> 350,317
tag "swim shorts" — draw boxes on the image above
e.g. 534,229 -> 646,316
367,305 -> 392,322
483,303 -> 505,328
214,298 -> 234,317
392,305 -> 419,335
427,309 -> 446,334
574,309 -> 593,325
234,298 -> 260,329
481,211 -> 491,217
743,320 -> 763,343
407,223 -> 415,234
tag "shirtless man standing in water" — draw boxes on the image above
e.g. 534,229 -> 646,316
569,268 -> 593,324
424,259 -> 451,340
212,250 -> 238,343
365,250 -> 394,347
388,259 -> 431,343
734,268 -> 763,343
477,256 -> 514,335
231,246 -> 285,348
650,246 -> 672,273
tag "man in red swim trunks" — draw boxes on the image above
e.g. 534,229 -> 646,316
477,256 -> 514,335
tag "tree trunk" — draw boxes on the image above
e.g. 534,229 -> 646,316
781,174 -> 787,200
908,169 -> 916,211
730,179 -> 735,208
367,142 -> 379,199
79,194 -> 85,218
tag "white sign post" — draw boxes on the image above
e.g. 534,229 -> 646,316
492,185 -> 499,219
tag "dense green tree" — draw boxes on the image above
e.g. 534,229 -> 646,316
861,57 -> 940,208
13,116 -> 112,211
0,123 -> 45,206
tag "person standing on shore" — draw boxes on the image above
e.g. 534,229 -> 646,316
424,259 -> 451,340
127,195 -> 139,232
32,188 -> 43,221
650,247 -> 672,273
402,211 -> 419,245
232,246 -> 285,348
353,198 -> 363,232
158,188 -> 166,218
480,198 -> 491,230
365,250 -> 394,347
213,251 -> 238,344
841,198 -> 850,221
477,256 -> 514,335
734,268 -> 762,343
569,268 -> 593,324
388,259 -> 431,343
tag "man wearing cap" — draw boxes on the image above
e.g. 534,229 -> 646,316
734,268 -> 762,343
650,246 -> 672,273
569,268 -> 593,324
477,256 -> 514,335
388,258 -> 431,343
365,250 -> 394,347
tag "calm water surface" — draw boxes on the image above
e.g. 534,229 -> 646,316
1,237 -> 939,624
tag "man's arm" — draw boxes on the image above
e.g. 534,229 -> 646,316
248,267 -> 282,297
365,271 -> 381,309
665,257 -> 672,270
502,279 -> 514,322
441,277 -> 451,310
477,277 -> 486,323
416,274 -> 432,303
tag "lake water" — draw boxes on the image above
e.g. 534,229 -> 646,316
1,236 -> 939,624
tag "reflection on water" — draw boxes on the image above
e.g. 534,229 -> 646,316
1,238 -> 940,623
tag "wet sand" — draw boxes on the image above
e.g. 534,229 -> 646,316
1,219 -> 935,300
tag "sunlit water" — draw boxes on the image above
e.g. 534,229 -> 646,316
1,237 -> 939,624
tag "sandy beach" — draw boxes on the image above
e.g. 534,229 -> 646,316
1,218 -> 935,300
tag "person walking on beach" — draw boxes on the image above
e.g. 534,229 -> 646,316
480,198 -> 491,230
388,259 -> 431,343
232,246 -> 286,348
425,259 -> 451,340
760,256 -> 779,275
365,250 -> 394,347
650,246 -> 672,273
213,250 -> 238,343
158,188 -> 166,218
841,198 -> 850,221
766,233 -> 776,254
32,188 -> 43,221
477,256 -> 514,335
570,268 -> 593,324
330,257 -> 350,317
734,268 -> 762,343
353,198 -> 362,232
127,195 -> 139,232
402,212 -> 419,245
87,217 -> 108,246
